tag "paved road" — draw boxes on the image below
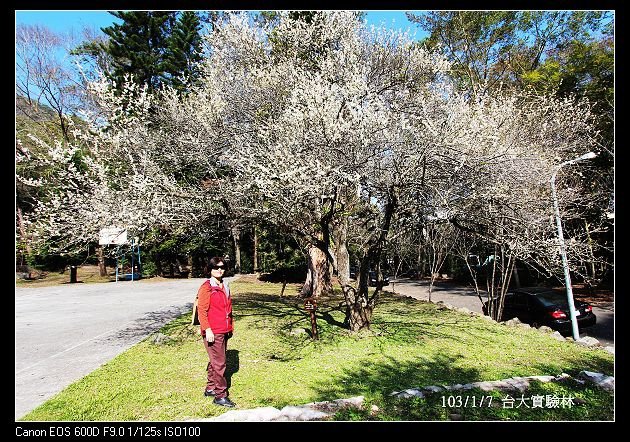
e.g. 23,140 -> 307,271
388,278 -> 614,348
14,277 -> 223,421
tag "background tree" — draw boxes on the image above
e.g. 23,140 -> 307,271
16,24 -> 83,142
161,11 -> 204,93
407,11 -> 612,97
520,32 -> 614,288
407,10 -> 614,289
424,221 -> 461,302
60,11 -> 223,275
16,24 -> 101,272
100,11 -> 177,92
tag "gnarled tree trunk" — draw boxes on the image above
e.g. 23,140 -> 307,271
341,187 -> 398,331
301,244 -> 333,298
342,267 -> 375,332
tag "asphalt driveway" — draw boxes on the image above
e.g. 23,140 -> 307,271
388,278 -> 614,348
15,277 -> 219,421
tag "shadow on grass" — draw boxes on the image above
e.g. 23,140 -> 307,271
231,290 -> 503,356
111,305 -> 192,345
531,350 -> 614,378
234,292 -> 348,331
311,350 -> 480,401
226,349 -> 239,389
234,292 -> 304,318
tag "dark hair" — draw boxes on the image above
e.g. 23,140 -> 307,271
209,256 -> 225,268
204,256 -> 226,277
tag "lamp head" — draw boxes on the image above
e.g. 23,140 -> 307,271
579,152 -> 597,161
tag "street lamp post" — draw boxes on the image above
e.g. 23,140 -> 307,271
550,151 -> 597,341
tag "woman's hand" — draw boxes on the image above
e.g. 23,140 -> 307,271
205,328 -> 215,343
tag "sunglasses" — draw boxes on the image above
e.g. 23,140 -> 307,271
212,265 -> 226,270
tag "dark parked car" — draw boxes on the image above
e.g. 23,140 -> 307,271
348,267 -> 389,286
349,267 -> 358,280
368,271 -> 389,287
482,287 -> 596,334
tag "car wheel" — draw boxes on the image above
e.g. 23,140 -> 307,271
532,321 -> 540,328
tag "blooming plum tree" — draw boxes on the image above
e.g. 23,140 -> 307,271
19,11 -> 604,331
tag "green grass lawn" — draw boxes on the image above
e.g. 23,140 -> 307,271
19,278 -> 614,421
16,265 -> 117,287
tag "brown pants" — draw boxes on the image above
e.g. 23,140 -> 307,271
202,333 -> 229,399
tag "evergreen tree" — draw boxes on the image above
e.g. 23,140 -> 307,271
101,11 -> 176,92
161,11 -> 203,93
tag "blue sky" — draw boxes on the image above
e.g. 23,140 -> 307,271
363,11 -> 425,36
15,10 -> 428,39
15,10 -> 428,111
15,11 -> 123,35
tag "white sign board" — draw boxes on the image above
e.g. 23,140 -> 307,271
99,227 -> 128,245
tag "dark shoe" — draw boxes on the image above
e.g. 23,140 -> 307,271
213,397 -> 236,407
204,389 -> 216,397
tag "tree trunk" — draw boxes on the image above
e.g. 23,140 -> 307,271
96,245 -> 107,277
333,218 -> 350,284
416,241 -> 422,278
187,255 -> 193,278
348,306 -> 374,332
16,206 -> 31,263
342,187 -> 398,331
337,245 -> 374,331
301,244 -> 333,299
232,225 -> 241,274
155,258 -> 163,277
253,225 -> 258,273
345,290 -> 374,331
342,253 -> 377,331
512,265 -> 521,288
342,268 -> 376,331
584,220 -> 598,285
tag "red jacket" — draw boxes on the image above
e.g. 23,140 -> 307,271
197,278 -> 233,335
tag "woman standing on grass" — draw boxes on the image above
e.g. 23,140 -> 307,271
197,256 -> 235,407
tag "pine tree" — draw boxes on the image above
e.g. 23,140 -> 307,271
101,11 -> 176,92
161,11 -> 203,93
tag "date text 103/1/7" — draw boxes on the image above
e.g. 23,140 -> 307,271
441,395 -> 493,408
